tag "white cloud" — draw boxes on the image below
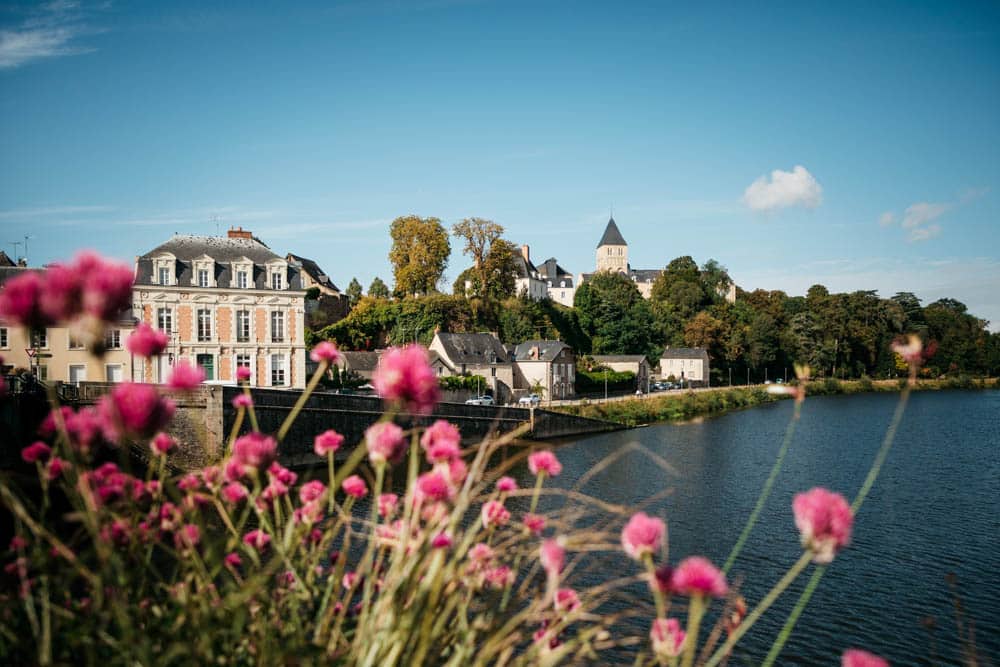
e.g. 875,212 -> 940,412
742,165 -> 823,212
0,2 -> 95,69
878,211 -> 896,227
901,202 -> 949,229
908,224 -> 941,243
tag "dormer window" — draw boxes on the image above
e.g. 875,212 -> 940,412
231,259 -> 253,288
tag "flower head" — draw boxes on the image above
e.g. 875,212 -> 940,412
99,383 -> 175,442
231,394 -> 253,409
481,500 -> 511,528
842,649 -> 890,667
540,538 -> 565,580
670,556 -> 728,597
0,271 -> 50,327
342,474 -> 368,499
378,493 -> 399,518
243,529 -> 271,551
365,422 -> 405,466
496,476 -> 518,493
46,457 -> 70,480
621,512 -> 665,561
232,433 -> 277,471
372,345 -> 440,414
21,441 -> 52,464
793,487 -> 853,564
650,618 -> 686,659
224,552 -> 242,568
151,433 -> 175,456
299,480 -> 326,505
309,341 -> 342,364
236,366 -> 252,382
528,450 -> 562,477
417,471 -> 453,504
420,420 -> 461,463
523,513 -> 546,535
167,361 -> 205,391
431,531 -> 453,549
222,482 -> 249,504
313,429 -> 344,456
127,323 -> 169,358
555,588 -> 581,613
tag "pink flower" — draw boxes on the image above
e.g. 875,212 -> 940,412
294,501 -> 324,525
341,474 -> 368,499
9,536 -> 28,551
174,524 -> 201,550
417,471 -> 453,504
431,531 -> 453,549
540,539 -> 565,580
224,552 -> 242,568
445,457 -> 467,486
232,432 -> 277,471
670,556 -> 728,598
21,441 -> 52,464
79,253 -> 134,321
793,487 -> 853,564
420,420 -> 461,463
555,588 -> 581,612
299,480 -> 326,504
223,458 -> 247,483
842,649 -> 890,667
151,433 -> 175,456
268,461 -> 297,486
496,476 -> 518,493
365,422 -> 405,465
650,563 -> 673,593
243,530 -> 271,551
231,394 -> 253,409
313,429 -> 344,456
378,493 -> 399,518
99,383 -> 176,442
481,500 -> 511,528
523,513 -> 546,535
178,473 -> 200,491
0,271 -> 50,327
469,542 -> 494,564
127,323 -> 169,358
372,345 -> 440,414
650,618 -> 686,659
309,341 -> 342,364
342,571 -> 359,589
38,262 -> 83,322
46,457 -> 70,481
528,450 -> 562,477
236,366 -> 252,382
891,334 -> 924,365
485,565 -> 514,589
222,482 -> 249,504
167,361 -> 205,391
621,512 -> 666,561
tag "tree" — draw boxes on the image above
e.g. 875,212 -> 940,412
389,215 -> 450,297
346,278 -> 363,307
368,276 -> 390,299
575,272 -> 657,359
452,218 -> 515,299
683,311 -> 726,359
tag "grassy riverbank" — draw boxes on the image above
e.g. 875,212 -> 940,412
554,376 -> 999,427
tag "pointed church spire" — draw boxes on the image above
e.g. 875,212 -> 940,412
596,216 -> 627,248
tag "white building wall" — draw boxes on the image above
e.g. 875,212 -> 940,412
660,358 -> 706,382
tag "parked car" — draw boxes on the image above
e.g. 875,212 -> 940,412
465,395 -> 494,406
517,394 -> 541,407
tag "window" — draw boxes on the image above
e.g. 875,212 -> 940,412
270,311 -> 285,343
236,270 -> 249,289
236,354 -> 252,380
158,267 -> 170,285
0,327 -> 7,348
104,330 -> 121,349
31,328 -> 47,348
270,354 -> 286,386
271,272 -> 283,290
105,364 -> 123,383
36,365 -> 48,381
236,310 -> 251,342
196,354 -> 214,381
197,309 -> 212,342
198,269 -> 209,287
157,308 -> 173,334
68,335 -> 85,350
68,364 -> 87,385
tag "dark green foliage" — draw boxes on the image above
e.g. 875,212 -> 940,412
575,369 -> 636,394
368,277 -> 390,299
574,272 -> 657,359
305,286 -> 321,300
346,278 -> 363,307
438,375 -> 488,391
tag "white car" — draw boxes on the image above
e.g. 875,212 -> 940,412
465,395 -> 494,406
518,394 -> 541,407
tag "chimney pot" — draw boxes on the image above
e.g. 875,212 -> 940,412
521,244 -> 530,261
228,226 -> 253,240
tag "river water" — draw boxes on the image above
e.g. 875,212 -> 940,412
525,391 -> 999,665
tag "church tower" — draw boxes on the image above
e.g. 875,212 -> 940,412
595,216 -> 628,273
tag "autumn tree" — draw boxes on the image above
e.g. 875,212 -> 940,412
368,276 -> 390,299
451,218 -> 516,299
389,215 -> 450,297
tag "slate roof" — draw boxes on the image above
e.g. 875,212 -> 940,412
593,354 -> 648,364
0,251 -> 16,267
597,217 -> 627,247
539,258 -> 574,288
339,350 -> 380,372
512,253 -> 539,280
135,235 -> 304,291
513,340 -> 572,362
630,269 -> 663,283
434,332 -> 510,365
287,253 -> 339,293
660,347 -> 710,360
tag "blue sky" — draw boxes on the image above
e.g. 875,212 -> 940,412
2,1 -> 998,328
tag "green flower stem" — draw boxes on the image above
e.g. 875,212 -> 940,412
528,472 -> 545,514
681,593 -> 705,667
277,360 -> 329,442
243,384 -> 260,433
644,553 -> 666,619
704,550 -> 813,667
760,385 -> 911,663
226,406 -> 245,456
326,451 -> 336,514
723,400 -> 801,574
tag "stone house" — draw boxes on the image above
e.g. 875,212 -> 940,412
660,347 -> 711,386
0,263 -> 137,384
513,340 -> 576,400
513,245 -> 549,301
537,257 -> 576,307
131,228 -> 307,388
428,332 -> 515,402
592,354 -> 650,392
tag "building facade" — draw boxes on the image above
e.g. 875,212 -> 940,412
428,332 -> 515,402
538,257 -> 576,307
659,347 -> 711,386
513,340 -> 576,399
131,229 -> 307,388
513,245 -> 549,301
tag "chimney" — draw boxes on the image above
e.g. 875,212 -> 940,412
228,226 -> 252,240
521,245 -> 530,262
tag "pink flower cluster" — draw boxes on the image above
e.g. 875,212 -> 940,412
231,432 -> 278,472
650,618 -> 686,659
127,323 -> 169,358
314,429 -> 344,456
365,422 -> 405,466
0,251 -> 133,327
793,487 -> 853,564
309,341 -> 342,365
98,383 -> 176,443
528,450 -> 562,477
372,345 -> 440,414
621,512 -> 665,561
842,649 -> 889,667
669,556 -> 728,598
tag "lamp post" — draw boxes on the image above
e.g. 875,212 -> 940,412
604,368 -> 608,401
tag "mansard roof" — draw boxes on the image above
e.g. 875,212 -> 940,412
597,217 -> 627,247
513,340 -> 572,362
287,253 -> 340,293
433,332 -> 510,365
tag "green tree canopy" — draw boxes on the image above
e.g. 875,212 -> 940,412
389,215 -> 450,297
575,272 -> 657,359
346,278 -> 363,308
368,276 -> 390,299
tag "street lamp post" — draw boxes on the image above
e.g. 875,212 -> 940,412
604,368 -> 608,401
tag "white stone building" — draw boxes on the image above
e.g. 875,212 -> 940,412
513,340 -> 576,400
659,347 -> 711,386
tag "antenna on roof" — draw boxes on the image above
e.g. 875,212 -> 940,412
211,214 -> 221,236
9,240 -> 23,263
